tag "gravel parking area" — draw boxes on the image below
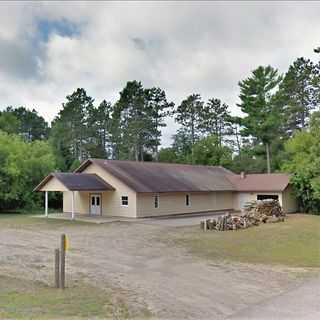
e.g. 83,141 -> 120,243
0,215 -> 312,319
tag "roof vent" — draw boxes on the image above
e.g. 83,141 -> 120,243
240,171 -> 246,179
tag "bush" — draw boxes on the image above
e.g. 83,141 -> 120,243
0,131 -> 56,210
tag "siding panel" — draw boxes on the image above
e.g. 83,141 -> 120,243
137,191 -> 233,217
282,186 -> 298,213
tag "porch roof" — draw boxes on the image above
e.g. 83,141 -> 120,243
34,172 -> 115,192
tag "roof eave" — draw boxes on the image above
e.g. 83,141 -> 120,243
74,159 -> 93,173
33,173 -> 56,192
235,189 -> 287,193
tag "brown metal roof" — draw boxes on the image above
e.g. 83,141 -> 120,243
76,159 -> 236,193
226,174 -> 290,192
34,173 -> 115,191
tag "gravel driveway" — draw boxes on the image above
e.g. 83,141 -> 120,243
0,218 -> 312,319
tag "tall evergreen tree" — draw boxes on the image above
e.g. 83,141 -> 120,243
115,81 -> 173,161
175,94 -> 204,163
278,57 -> 320,135
86,100 -> 113,158
51,88 -> 94,166
145,87 -> 174,160
238,66 -> 283,173
116,81 -> 153,161
199,98 -> 232,146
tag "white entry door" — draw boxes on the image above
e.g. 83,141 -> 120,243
90,194 -> 101,215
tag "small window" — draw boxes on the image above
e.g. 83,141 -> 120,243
96,196 -> 100,206
257,194 -> 279,201
154,194 -> 159,208
121,196 -> 128,206
91,197 -> 95,205
186,194 -> 190,206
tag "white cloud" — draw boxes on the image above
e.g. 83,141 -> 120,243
0,1 -> 319,146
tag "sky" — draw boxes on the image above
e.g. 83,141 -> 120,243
0,1 -> 319,146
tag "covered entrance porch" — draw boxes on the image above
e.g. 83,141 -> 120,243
34,172 -> 115,220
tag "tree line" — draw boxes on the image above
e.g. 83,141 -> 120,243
0,56 -> 320,211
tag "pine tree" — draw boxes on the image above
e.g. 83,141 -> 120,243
51,88 -> 94,164
199,98 -> 232,146
278,57 -> 320,135
117,81 -> 153,161
86,100 -> 113,158
175,94 -> 204,163
238,66 -> 283,173
0,106 -> 49,141
144,87 -> 174,160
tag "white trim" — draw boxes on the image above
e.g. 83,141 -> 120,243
45,191 -> 48,217
71,191 -> 75,220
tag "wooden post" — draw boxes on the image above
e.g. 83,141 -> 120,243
45,191 -> 48,217
55,248 -> 60,288
204,219 -> 207,231
71,191 -> 75,220
60,234 -> 66,289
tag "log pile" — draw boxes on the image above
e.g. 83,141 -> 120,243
201,199 -> 285,231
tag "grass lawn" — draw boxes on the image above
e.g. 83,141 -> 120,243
0,213 -> 93,229
0,275 -> 142,320
171,214 -> 320,268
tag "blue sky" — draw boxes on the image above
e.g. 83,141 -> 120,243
37,19 -> 80,42
0,1 -> 319,146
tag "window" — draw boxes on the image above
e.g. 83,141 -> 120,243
96,196 -> 100,206
154,194 -> 159,208
186,194 -> 190,206
91,197 -> 95,205
121,196 -> 128,206
257,194 -> 279,201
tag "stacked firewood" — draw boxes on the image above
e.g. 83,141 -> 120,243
201,199 -> 285,231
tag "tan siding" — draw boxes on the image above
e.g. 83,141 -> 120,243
216,191 -> 234,210
79,163 -> 137,217
39,177 -> 68,191
136,191 -> 234,217
63,191 -> 90,214
63,191 -> 71,212
282,186 -> 298,213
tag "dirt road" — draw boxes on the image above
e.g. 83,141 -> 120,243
0,218 -> 309,319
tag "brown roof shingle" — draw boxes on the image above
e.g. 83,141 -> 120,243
226,173 -> 290,192
34,173 -> 115,191
76,159 -> 236,193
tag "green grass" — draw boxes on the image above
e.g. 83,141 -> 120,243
0,213 -> 93,229
0,275 -> 151,320
171,214 -> 320,267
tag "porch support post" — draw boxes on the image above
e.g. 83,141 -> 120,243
71,191 -> 75,220
45,191 -> 48,217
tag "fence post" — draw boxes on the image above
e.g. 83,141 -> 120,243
54,248 -> 60,288
60,234 -> 66,289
